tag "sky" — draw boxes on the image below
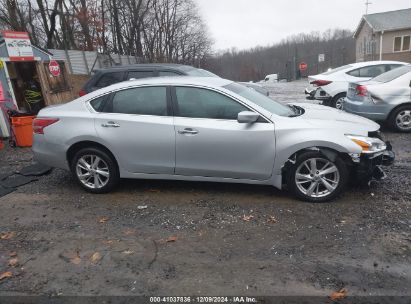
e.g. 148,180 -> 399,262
195,0 -> 411,51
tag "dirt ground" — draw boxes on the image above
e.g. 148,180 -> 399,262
0,80 -> 410,298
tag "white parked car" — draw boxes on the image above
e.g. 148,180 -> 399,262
264,74 -> 278,83
305,61 -> 407,109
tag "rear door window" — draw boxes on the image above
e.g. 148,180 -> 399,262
95,72 -> 124,88
347,65 -> 386,78
346,69 -> 360,77
109,86 -> 168,116
127,70 -> 155,79
89,95 -> 108,112
387,64 -> 403,72
359,65 -> 386,77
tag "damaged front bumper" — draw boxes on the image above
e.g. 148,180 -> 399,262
350,141 -> 395,182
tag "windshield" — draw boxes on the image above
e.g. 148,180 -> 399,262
185,68 -> 219,77
224,82 -> 294,117
322,64 -> 353,75
372,65 -> 411,83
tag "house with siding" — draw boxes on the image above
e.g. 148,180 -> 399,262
354,8 -> 411,63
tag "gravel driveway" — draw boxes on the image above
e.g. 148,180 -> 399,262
0,80 -> 410,299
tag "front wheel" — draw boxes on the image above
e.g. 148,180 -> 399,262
287,151 -> 348,202
70,147 -> 119,193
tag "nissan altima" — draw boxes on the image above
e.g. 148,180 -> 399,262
32,77 -> 394,202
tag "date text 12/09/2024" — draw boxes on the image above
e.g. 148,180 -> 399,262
150,297 -> 257,303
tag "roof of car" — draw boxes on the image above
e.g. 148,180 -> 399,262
83,76 -> 234,99
348,61 -> 407,68
93,63 -> 196,73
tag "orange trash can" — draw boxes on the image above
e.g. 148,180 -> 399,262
11,115 -> 36,147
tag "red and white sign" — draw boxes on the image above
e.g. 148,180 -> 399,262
48,60 -> 61,77
1,31 -> 34,61
299,62 -> 308,71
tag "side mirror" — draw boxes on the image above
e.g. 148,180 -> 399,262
409,80 -> 411,87
237,111 -> 260,123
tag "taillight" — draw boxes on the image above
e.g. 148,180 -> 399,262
355,85 -> 368,96
79,89 -> 87,97
33,118 -> 59,134
310,80 -> 332,87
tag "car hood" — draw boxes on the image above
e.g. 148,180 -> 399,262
291,103 -> 380,135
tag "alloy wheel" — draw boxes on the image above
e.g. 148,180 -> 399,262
335,97 -> 345,110
76,155 -> 110,189
295,158 -> 340,198
395,110 -> 411,131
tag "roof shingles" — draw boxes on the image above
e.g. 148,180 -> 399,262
363,8 -> 411,32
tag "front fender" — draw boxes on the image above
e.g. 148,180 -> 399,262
273,128 -> 361,175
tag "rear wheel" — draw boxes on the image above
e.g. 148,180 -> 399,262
287,151 -> 348,202
70,147 -> 119,193
388,105 -> 411,133
330,93 -> 346,109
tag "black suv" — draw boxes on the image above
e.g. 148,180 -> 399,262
79,63 -> 218,96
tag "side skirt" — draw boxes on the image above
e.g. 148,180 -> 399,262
119,171 -> 283,189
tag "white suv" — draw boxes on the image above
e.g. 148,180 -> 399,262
305,61 -> 407,109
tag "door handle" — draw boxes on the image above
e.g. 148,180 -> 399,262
178,128 -> 198,135
101,121 -> 120,128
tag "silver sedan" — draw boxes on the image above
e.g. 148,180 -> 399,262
344,64 -> 411,132
33,77 -> 394,202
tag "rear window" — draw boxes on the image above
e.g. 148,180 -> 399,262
372,65 -> 411,83
184,68 -> 219,77
127,70 -> 154,79
322,64 -> 353,75
95,72 -> 124,88
158,70 -> 182,77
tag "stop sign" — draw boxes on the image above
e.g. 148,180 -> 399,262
48,60 -> 61,77
299,62 -> 308,71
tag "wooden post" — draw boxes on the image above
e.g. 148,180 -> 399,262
82,50 -> 90,74
65,49 -> 73,74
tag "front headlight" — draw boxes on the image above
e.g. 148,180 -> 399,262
346,135 -> 386,154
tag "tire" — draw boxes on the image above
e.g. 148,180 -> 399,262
388,105 -> 411,133
70,147 -> 119,193
287,151 -> 348,203
330,93 -> 346,109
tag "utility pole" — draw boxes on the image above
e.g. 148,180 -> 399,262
365,0 -> 372,15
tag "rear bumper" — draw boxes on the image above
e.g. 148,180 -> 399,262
304,87 -> 331,101
32,134 -> 69,170
304,87 -> 316,98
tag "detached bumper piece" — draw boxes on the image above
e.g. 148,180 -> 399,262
352,141 -> 395,183
305,88 -> 316,100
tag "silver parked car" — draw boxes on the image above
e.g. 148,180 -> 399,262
344,65 -> 411,132
33,77 -> 394,202
305,61 -> 407,109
